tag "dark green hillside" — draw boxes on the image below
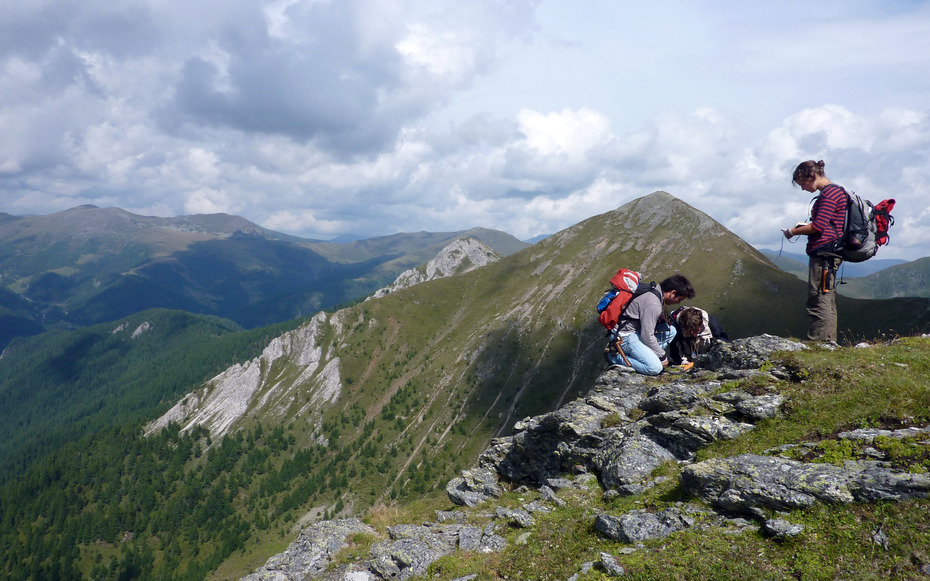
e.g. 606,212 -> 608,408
0,309 -> 304,482
0,423 -> 265,580
64,238 -> 389,328
0,207 -> 528,349
837,256 -> 930,300
0,286 -> 47,347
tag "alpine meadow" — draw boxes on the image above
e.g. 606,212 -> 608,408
2,191 -> 930,580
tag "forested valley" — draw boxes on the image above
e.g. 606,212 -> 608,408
2,419 -> 357,580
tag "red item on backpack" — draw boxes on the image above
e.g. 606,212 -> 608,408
597,269 -> 642,331
873,198 -> 895,246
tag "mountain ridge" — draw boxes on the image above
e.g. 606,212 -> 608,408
0,206 -> 528,347
144,190 -> 930,494
836,255 -> 930,299
369,238 -> 502,299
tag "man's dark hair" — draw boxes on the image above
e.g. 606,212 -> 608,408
660,274 -> 695,299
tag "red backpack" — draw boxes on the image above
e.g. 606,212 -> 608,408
596,269 -> 661,332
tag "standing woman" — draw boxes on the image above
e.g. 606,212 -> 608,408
783,160 -> 848,343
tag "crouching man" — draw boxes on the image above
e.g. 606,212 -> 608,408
606,274 -> 695,375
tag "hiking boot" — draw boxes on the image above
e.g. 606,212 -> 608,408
609,364 -> 634,373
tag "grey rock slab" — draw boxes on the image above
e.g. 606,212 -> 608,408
242,519 -> 375,581
369,537 -> 444,580
681,454 -> 930,516
595,433 -> 677,489
599,552 -> 626,576
639,383 -> 708,413
734,394 -> 785,420
446,467 -> 502,507
702,334 -> 806,372
763,518 -> 805,540
838,425 -> 930,442
595,507 -> 693,543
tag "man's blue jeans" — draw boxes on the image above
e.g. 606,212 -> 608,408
609,325 -> 677,375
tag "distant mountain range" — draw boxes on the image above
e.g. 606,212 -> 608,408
0,205 -> 528,349
758,249 -> 929,299
758,249 -> 908,278
5,204 -> 928,353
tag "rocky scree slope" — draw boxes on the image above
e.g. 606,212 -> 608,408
242,335 -> 930,580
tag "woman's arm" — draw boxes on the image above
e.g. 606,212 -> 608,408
784,222 -> 818,238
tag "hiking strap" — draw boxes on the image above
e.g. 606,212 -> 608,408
836,260 -> 848,286
816,253 -> 842,293
610,283 -> 662,336
614,338 -> 632,367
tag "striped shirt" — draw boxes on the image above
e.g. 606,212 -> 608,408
807,184 -> 848,255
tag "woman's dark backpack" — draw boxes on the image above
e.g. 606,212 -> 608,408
840,193 -> 895,263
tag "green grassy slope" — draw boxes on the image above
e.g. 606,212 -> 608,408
838,256 -> 930,299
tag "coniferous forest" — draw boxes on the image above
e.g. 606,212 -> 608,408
0,420 -> 328,580
0,310 -> 328,580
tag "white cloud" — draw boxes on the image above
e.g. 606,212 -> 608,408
516,108 -> 611,158
263,208 -> 349,237
184,187 -> 233,215
397,24 -> 481,82
0,0 -> 929,262
780,105 -> 875,152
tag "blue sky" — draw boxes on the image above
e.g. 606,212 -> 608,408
1,0 -> 929,259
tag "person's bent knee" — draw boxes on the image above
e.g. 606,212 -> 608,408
641,362 -> 663,376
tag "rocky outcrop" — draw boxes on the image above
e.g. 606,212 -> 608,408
370,238 -> 501,299
146,312 -> 338,440
681,453 -> 930,518
241,498 -> 564,581
368,523 -> 507,580
594,507 -> 694,543
242,336 -> 930,580
242,519 -> 375,581
445,467 -> 503,507
468,338 -> 794,499
448,334 -> 930,542
698,333 -> 806,375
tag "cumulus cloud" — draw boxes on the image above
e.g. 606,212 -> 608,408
1,0 -> 929,262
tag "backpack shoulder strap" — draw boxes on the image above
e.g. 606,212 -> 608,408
631,281 -> 660,300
